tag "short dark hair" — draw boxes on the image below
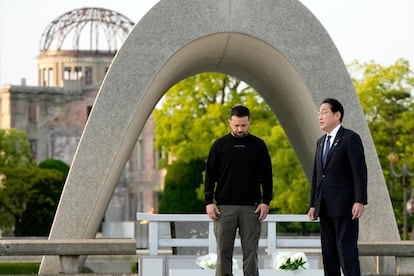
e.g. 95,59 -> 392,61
322,98 -> 344,122
230,105 -> 250,119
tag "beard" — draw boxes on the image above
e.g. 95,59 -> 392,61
232,131 -> 248,138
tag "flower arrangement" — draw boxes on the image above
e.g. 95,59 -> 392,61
270,252 -> 309,270
195,253 -> 238,270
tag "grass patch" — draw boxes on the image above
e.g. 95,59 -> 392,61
0,263 -> 40,274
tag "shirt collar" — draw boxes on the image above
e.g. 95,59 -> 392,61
326,124 -> 341,141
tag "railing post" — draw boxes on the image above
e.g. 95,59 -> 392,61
149,221 -> 159,255
208,221 -> 216,253
59,255 -> 80,273
267,222 -> 276,256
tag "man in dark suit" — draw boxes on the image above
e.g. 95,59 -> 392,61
308,98 -> 368,276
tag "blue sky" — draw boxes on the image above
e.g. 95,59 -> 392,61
1,0 -> 414,86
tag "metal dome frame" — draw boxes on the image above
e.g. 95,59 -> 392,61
39,7 -> 135,52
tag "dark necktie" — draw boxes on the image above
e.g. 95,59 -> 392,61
322,135 -> 331,166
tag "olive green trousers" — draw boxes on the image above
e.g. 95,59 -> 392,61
214,205 -> 261,276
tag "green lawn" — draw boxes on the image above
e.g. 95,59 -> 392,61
0,263 -> 40,274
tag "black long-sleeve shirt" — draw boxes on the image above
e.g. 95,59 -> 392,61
204,133 -> 273,206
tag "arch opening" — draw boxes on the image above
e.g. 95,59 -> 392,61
147,32 -> 319,178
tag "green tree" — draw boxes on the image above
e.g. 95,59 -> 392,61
17,160 -> 68,236
0,128 -> 33,169
265,124 -> 318,234
0,166 -> 37,236
0,129 -> 67,236
159,159 -> 205,213
349,58 -> 414,160
38,159 -> 70,175
0,129 -> 36,235
267,125 -> 309,214
349,58 -> 414,238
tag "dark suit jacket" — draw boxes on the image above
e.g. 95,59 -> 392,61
310,126 -> 368,218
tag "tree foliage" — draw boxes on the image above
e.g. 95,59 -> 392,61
0,129 -> 35,235
0,129 -> 67,236
159,159 -> 206,213
349,58 -> 414,160
266,125 -> 309,215
17,160 -> 68,236
0,128 -> 33,169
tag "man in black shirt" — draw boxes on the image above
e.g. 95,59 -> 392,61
205,105 -> 273,276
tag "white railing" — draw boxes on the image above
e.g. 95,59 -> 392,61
136,213 -> 320,256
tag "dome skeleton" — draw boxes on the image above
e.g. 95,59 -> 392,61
39,7 -> 135,52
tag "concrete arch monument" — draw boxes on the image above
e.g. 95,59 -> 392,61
41,0 -> 399,273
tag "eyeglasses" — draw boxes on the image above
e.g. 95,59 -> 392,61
316,111 -> 332,117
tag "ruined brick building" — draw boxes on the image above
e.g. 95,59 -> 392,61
0,7 -> 163,237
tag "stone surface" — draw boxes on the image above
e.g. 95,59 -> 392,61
40,0 -> 400,274
396,257 -> 414,274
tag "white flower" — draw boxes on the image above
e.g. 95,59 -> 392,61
271,251 -> 289,270
290,252 -> 309,269
196,253 -> 217,269
195,253 -> 239,270
270,251 -> 308,270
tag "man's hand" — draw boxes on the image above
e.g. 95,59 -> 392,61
307,207 -> 317,221
255,203 -> 269,222
352,202 -> 364,220
206,204 -> 221,221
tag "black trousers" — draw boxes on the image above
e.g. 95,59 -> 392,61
319,200 -> 361,276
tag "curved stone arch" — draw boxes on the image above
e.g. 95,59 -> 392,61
41,0 -> 398,273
